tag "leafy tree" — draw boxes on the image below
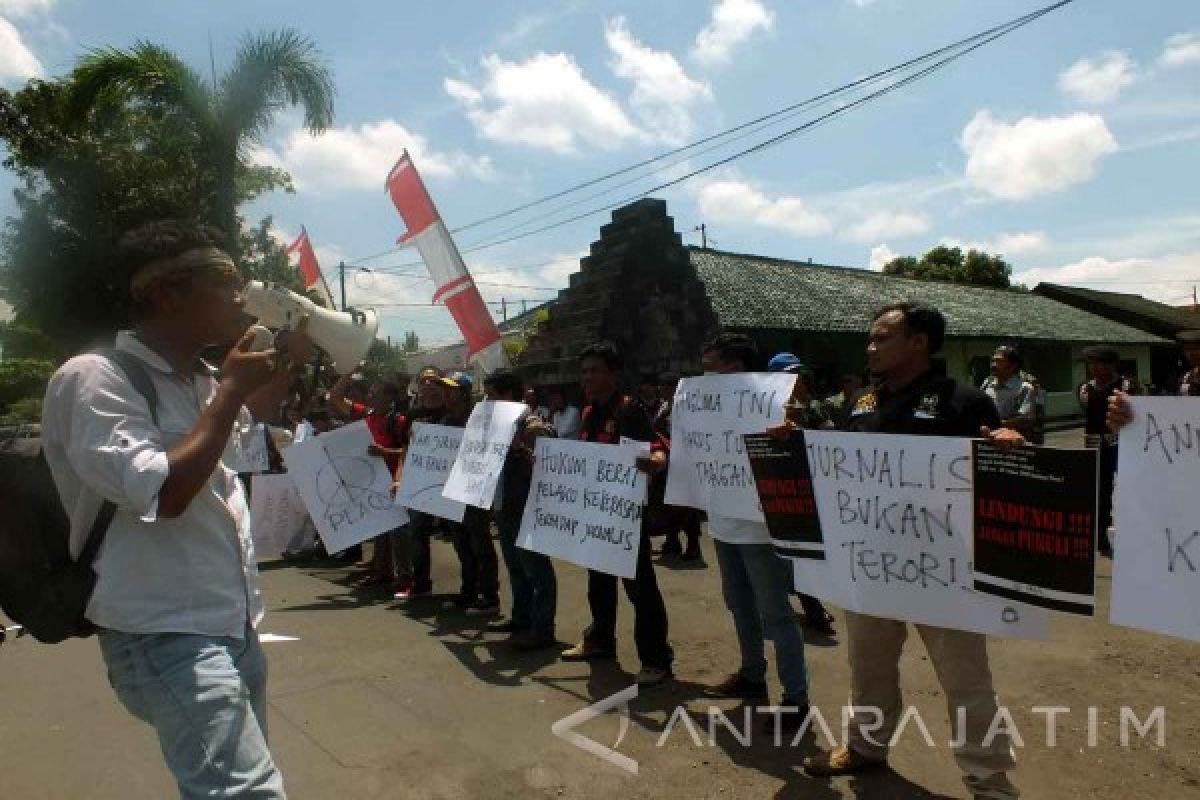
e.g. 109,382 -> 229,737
882,245 -> 1012,288
0,358 -> 55,409
0,30 -> 333,358
402,330 -> 420,353
65,30 -> 334,256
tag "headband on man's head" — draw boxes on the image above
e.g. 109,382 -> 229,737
130,246 -> 238,297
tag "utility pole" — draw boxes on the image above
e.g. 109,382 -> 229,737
338,261 -> 347,311
693,223 -> 708,249
501,297 -> 508,322
522,299 -> 528,315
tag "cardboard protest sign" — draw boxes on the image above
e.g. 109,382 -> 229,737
1111,398 -> 1200,642
665,373 -> 795,521
796,430 -> 1048,638
231,422 -> 270,474
744,431 -> 825,560
249,473 -> 314,562
518,438 -> 649,579
395,423 -> 467,522
282,421 -> 409,553
443,401 -> 526,509
972,442 -> 1098,616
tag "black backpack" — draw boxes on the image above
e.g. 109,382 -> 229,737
0,349 -> 157,643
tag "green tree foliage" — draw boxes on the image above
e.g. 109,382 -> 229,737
882,245 -> 1012,289
0,358 -> 55,409
402,330 -> 420,353
0,31 -> 334,359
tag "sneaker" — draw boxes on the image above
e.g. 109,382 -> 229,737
636,666 -> 672,687
760,698 -> 811,736
802,746 -> 887,777
704,672 -> 768,700
393,583 -> 432,601
560,640 -> 616,662
487,618 -> 520,633
680,546 -> 703,562
465,599 -> 501,617
510,632 -> 559,652
659,536 -> 683,556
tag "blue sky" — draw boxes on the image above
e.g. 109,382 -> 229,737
1,0 -> 1198,347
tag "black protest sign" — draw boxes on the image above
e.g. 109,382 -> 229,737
972,442 -> 1098,615
744,432 -> 825,560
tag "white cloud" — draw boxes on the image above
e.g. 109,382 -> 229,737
868,244 -> 897,270
0,17 -> 43,83
696,179 -> 833,237
605,16 -> 712,145
940,231 -> 1051,257
844,210 -> 931,243
960,110 -> 1118,200
1014,251 -> 1200,305
1159,32 -> 1200,69
445,53 -> 641,154
692,0 -> 774,66
1058,52 -> 1136,104
0,0 -> 54,18
249,119 -> 493,192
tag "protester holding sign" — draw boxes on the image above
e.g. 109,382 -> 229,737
439,372 -> 501,616
676,336 -> 813,734
1077,346 -> 1139,558
483,370 -> 559,650
803,302 -> 1023,800
763,352 -> 836,636
393,367 -> 449,601
560,341 -> 674,688
649,372 -> 705,562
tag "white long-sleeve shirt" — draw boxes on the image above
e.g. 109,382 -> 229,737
42,331 -> 263,638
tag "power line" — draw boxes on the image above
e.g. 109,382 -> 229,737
341,0 -> 1073,266
451,1 -> 1075,257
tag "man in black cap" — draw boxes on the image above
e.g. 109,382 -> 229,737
1175,329 -> 1200,396
1077,346 -> 1138,557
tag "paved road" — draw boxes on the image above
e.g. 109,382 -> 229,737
3,426 -> 1198,799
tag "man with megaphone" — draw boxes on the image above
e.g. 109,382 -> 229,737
42,220 -> 314,799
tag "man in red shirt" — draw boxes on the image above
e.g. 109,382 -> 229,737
331,372 -> 409,585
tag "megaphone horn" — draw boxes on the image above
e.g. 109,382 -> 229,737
242,281 -> 380,374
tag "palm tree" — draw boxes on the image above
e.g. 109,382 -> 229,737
65,29 -> 334,257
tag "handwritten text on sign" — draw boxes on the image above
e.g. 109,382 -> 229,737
1112,398 -> 1200,642
794,430 -> 1048,638
443,401 -> 526,509
249,473 -> 313,562
665,373 -> 795,521
395,423 -> 466,522
282,421 -> 409,554
518,438 -> 648,579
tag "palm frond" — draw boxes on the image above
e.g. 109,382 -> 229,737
65,42 -> 214,131
219,29 -> 335,142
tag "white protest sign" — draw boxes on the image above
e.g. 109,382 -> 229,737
293,421 -> 314,444
232,423 -> 270,474
282,420 -> 409,553
443,401 -> 526,509
1111,398 -> 1200,642
665,373 -> 795,521
518,438 -> 648,578
249,473 -> 314,561
395,422 -> 467,522
797,430 -> 1048,639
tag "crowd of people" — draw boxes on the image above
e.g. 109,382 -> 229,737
36,220 -> 1200,800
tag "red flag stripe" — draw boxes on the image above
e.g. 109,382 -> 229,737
386,153 -> 440,242
431,274 -> 474,304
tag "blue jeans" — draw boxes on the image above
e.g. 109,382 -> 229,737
98,624 -> 285,799
497,513 -> 557,637
713,540 -> 810,703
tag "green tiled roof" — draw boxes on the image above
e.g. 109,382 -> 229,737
689,247 -> 1170,344
1034,283 -> 1200,333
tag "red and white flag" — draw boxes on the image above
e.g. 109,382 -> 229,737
386,152 -> 508,374
286,227 -> 335,307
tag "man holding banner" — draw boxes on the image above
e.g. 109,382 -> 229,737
803,303 -> 1023,800
560,342 -> 674,687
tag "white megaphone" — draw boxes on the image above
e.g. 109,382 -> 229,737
242,281 -> 379,374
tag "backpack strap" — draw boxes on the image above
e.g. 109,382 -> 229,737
75,348 -> 161,566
